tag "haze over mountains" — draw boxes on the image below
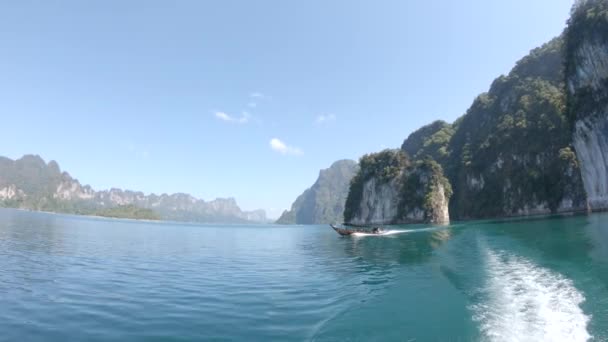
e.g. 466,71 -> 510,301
276,160 -> 358,224
0,155 -> 267,223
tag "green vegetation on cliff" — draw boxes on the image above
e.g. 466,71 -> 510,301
0,155 -> 266,223
342,29 -> 589,223
343,150 -> 409,223
394,37 -> 588,220
565,0 -> 608,123
0,155 -> 63,210
94,205 -> 161,220
445,37 -> 586,218
344,150 -> 451,225
401,121 -> 455,166
398,158 -> 452,223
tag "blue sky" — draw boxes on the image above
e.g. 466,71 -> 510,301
1,0 -> 573,218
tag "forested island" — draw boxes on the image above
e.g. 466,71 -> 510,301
93,205 -> 161,221
279,0 -> 608,225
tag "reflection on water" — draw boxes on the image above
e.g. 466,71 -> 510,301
2,209 -> 608,341
583,214 -> 608,264
339,225 -> 454,266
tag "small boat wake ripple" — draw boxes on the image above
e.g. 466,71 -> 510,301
471,247 -> 591,342
351,226 -> 443,237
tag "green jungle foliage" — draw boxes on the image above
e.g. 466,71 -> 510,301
448,37 -> 587,218
94,205 -> 161,220
565,0 -> 608,123
344,150 -> 410,222
350,34 -> 589,221
0,155 -> 261,223
344,150 -> 451,224
401,121 -> 455,166
397,158 -> 452,221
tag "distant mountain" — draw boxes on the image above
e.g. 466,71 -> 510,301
0,154 -> 267,223
277,160 -> 358,224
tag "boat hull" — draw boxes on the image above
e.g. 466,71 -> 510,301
330,224 -> 385,236
331,225 -> 356,236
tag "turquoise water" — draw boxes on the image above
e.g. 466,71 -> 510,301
1,209 -> 608,341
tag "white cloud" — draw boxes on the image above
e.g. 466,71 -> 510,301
215,111 -> 232,121
315,114 -> 336,124
214,111 -> 250,124
249,92 -> 271,100
270,138 -> 302,156
248,102 -> 257,108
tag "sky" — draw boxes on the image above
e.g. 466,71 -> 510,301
1,0 -> 574,219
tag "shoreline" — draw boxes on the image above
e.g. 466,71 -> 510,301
7,207 -> 161,223
0,207 -> 272,226
3,206 -> 602,227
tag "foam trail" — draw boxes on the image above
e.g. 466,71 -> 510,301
352,226 -> 443,237
352,230 -> 407,237
472,248 -> 591,342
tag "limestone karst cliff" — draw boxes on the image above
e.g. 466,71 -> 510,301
443,37 -> 588,219
279,1 -> 608,225
566,0 -> 608,211
340,1 -> 608,224
0,154 -> 267,223
343,150 -> 451,225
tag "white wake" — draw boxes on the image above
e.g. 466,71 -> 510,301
351,227 -> 443,237
472,248 -> 591,342
351,230 -> 408,237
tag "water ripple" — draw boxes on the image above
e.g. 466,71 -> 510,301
2,209 -> 606,341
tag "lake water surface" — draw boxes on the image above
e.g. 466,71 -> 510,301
2,208 -> 608,341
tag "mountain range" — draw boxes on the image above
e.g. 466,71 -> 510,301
0,154 -> 267,223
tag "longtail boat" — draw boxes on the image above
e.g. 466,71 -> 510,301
330,224 -> 384,236
331,224 -> 356,236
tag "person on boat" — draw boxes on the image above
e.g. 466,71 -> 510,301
372,227 -> 381,234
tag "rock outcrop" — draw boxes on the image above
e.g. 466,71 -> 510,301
566,0 -> 608,211
443,37 -> 589,219
276,160 -> 358,224
344,150 -> 451,225
340,3 -> 606,224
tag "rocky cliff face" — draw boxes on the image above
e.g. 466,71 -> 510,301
344,150 -> 451,225
572,118 -> 608,209
347,176 -> 403,225
284,2 -> 608,225
401,120 -> 454,166
0,155 -> 267,223
341,12 -> 596,223
444,37 -> 589,219
566,0 -> 608,210
276,160 -> 358,224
